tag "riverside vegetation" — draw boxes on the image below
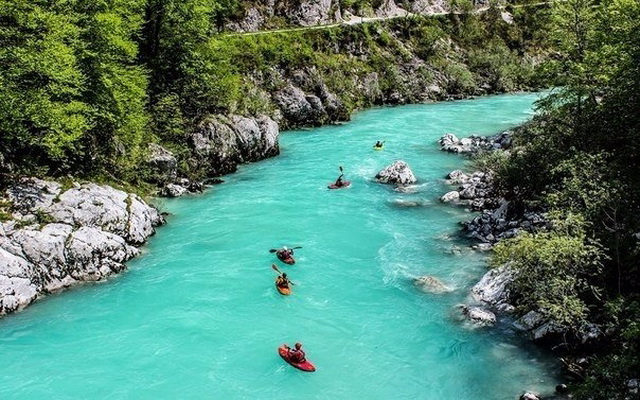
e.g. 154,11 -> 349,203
458,0 -> 640,397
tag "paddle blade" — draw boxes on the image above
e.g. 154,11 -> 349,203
271,264 -> 281,274
339,166 -> 343,172
292,246 -> 303,250
269,249 -> 277,253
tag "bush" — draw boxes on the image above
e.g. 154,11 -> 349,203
492,219 -> 604,328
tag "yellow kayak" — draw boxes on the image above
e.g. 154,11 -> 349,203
373,145 -> 384,151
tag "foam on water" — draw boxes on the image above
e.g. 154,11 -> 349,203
0,93 -> 560,399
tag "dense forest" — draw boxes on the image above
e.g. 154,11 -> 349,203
480,0 -> 640,397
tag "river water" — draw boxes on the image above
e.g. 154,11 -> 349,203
0,93 -> 560,399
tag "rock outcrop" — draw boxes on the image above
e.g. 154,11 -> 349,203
375,161 -> 417,185
271,69 -> 349,128
462,201 -> 546,245
0,178 -> 164,317
439,131 -> 513,154
147,143 -> 178,183
441,170 -> 495,210
290,0 -> 336,26
471,264 -> 515,312
190,114 -> 280,176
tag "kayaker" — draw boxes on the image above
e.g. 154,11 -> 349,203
334,172 -> 345,187
374,140 -> 383,148
277,246 -> 293,259
275,273 -> 291,289
288,343 -> 306,363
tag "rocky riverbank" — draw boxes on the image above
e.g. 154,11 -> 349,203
439,131 -> 546,248
0,178 -> 164,317
438,130 -> 608,398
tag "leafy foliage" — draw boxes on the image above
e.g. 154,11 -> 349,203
493,221 -> 604,328
487,0 -> 640,395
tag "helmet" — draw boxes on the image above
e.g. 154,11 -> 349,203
282,273 -> 287,278
283,246 -> 288,251
294,342 -> 302,349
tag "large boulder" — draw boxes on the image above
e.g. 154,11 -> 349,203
459,305 -> 497,326
0,178 -> 164,317
161,184 -> 188,198
440,191 -> 460,203
375,161 -> 417,185
471,264 -> 515,312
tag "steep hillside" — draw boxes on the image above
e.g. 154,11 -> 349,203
0,0 -> 552,192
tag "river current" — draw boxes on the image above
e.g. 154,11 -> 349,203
0,93 -> 560,399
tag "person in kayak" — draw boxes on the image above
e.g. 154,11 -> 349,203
334,172 -> 345,187
275,272 -> 291,289
288,343 -> 306,363
374,140 -> 384,148
277,246 -> 293,259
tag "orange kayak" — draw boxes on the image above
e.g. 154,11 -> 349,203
278,345 -> 316,372
276,284 -> 291,296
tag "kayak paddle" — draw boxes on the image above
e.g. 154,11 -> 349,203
268,246 -> 302,253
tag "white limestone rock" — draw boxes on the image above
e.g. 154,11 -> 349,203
440,191 -> 460,203
471,264 -> 515,312
460,305 -> 497,326
0,179 -> 164,317
375,161 -> 417,185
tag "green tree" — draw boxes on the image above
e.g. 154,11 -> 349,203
0,0 -> 89,169
74,0 -> 150,174
492,217 -> 604,329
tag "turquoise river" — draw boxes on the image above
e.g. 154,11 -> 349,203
0,93 -> 561,399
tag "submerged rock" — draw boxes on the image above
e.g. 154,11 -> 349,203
375,161 -> 417,185
519,393 -> 540,400
414,276 -> 452,294
0,178 -> 164,317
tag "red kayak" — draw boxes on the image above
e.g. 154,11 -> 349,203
276,251 -> 295,265
278,346 -> 316,372
327,181 -> 351,190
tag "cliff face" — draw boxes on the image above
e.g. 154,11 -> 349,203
223,0 -> 460,32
